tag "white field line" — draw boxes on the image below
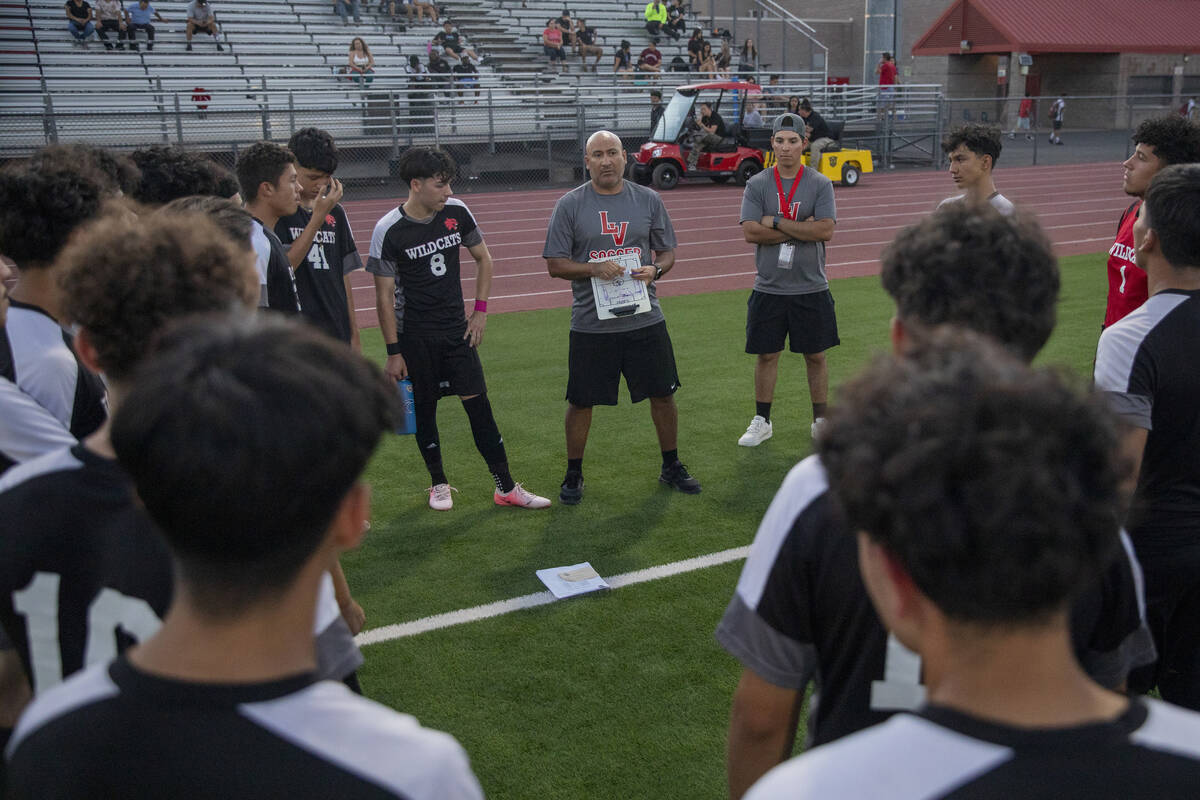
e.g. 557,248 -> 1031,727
355,545 -> 750,647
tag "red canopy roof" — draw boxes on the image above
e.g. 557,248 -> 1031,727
913,0 -> 1200,55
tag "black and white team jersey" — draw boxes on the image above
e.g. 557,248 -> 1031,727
366,199 -> 484,337
6,658 -> 485,799
0,445 -> 360,696
0,300 -> 106,472
745,697 -> 1200,799
275,204 -> 364,344
1094,289 -> 1200,537
0,445 -> 172,696
251,218 -> 302,315
716,456 -> 1155,748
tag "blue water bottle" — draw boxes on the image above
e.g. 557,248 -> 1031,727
395,378 -> 417,435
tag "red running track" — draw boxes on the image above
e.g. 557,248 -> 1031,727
340,161 -> 1127,330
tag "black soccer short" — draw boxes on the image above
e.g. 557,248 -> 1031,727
400,332 -> 486,404
567,321 -> 680,406
1127,538 -> 1200,707
745,289 -> 840,355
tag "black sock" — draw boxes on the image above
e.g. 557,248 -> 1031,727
567,457 -> 583,475
662,449 -> 678,469
812,402 -> 828,420
756,401 -> 772,422
489,461 -> 515,493
414,397 -> 445,484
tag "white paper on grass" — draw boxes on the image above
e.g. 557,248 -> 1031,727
536,562 -> 610,599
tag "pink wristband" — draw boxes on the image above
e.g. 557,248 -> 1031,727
474,300 -> 488,313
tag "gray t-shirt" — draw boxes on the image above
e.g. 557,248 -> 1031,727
937,191 -> 1014,215
187,0 -> 213,22
739,166 -> 836,295
543,180 -> 676,333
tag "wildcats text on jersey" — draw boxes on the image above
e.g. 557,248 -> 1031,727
405,232 -> 463,261
1110,242 -> 1135,262
288,228 -> 338,245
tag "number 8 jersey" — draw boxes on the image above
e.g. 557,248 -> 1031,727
366,199 -> 483,336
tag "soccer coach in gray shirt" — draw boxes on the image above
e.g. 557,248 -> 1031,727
543,130 -> 701,505
736,113 -> 838,448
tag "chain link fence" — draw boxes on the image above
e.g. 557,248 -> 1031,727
1,80 -> 1186,192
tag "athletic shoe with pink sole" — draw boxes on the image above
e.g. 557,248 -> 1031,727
427,483 -> 456,511
494,483 -> 551,509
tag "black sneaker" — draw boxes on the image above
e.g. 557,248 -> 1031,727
559,471 -> 584,505
659,461 -> 701,494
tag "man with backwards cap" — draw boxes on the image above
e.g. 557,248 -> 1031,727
735,112 -> 838,447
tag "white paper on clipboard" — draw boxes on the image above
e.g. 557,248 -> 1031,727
590,252 -> 651,320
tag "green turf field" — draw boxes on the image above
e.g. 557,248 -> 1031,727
347,251 -> 1108,799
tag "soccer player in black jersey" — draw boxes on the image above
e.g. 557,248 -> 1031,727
1095,165 -> 1200,709
745,335 -> 1200,799
368,147 -> 549,511
237,141 -> 302,314
6,315 -> 486,800
719,204 -> 1154,798
275,128 -> 364,348
0,164 -> 108,474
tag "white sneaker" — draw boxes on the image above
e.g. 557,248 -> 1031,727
494,482 -> 551,509
427,483 -> 456,511
738,415 -> 773,446
811,417 -> 828,440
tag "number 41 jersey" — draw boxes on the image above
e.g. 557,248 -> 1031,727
716,455 -> 1155,749
366,199 -> 483,337
0,445 -> 172,696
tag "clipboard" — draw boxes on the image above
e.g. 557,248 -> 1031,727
590,252 -> 652,319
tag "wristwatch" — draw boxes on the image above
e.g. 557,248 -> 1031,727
772,214 -> 782,230
654,265 -> 664,281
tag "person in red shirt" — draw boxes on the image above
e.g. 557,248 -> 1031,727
1009,90 -> 1033,139
875,52 -> 897,117
1104,115 -> 1200,327
637,40 -> 662,73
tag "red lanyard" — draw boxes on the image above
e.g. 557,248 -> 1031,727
774,166 -> 803,220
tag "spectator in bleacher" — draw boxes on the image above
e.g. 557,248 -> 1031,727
698,40 -> 717,76
643,0 -> 667,43
333,0 -> 362,25
94,0 -> 128,50
715,37 -> 732,77
785,95 -> 801,115
743,100 -> 763,127
407,0 -> 437,25
613,39 -> 633,78
763,73 -> 784,108
185,0 -> 222,52
453,56 -> 480,103
555,9 -> 574,48
686,27 -> 704,70
345,37 -> 374,86
575,18 -> 602,72
738,37 -> 757,77
126,0 -> 165,51
542,18 -> 566,74
432,21 -> 479,65
665,0 -> 686,40
64,0 -> 97,47
427,50 -> 453,94
637,40 -> 662,75
384,0 -> 415,27
650,88 -> 664,132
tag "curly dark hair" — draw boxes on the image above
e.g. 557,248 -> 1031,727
112,314 -> 397,617
130,145 -> 228,205
235,141 -> 297,203
58,210 -> 259,381
941,122 -> 1002,167
880,203 -> 1059,362
817,330 -> 1122,625
0,164 -> 106,270
1131,115 -> 1200,165
288,127 -> 339,175
29,144 -> 141,196
1144,164 -> 1200,269
396,146 -> 457,185
159,195 -> 254,252
207,162 -> 241,199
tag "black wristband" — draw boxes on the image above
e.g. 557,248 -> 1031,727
654,266 -> 664,281
385,341 -> 403,356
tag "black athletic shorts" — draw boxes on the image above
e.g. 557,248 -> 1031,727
745,289 -> 840,355
1126,536 -> 1200,706
400,332 -> 486,404
567,321 -> 679,406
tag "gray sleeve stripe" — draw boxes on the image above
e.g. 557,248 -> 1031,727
1131,699 -> 1200,760
6,663 -> 119,757
1101,391 -> 1152,429
715,593 -> 817,689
